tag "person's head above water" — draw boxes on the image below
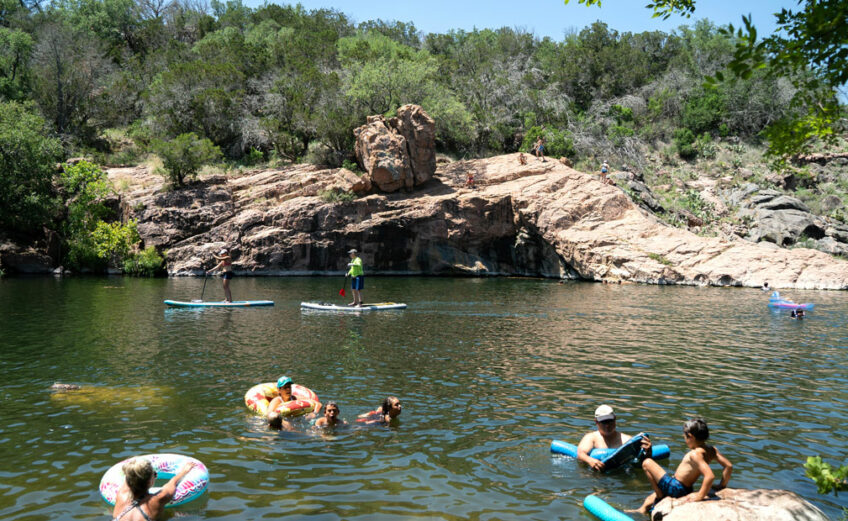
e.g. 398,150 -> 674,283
381,396 -> 402,418
122,457 -> 155,499
276,376 -> 293,398
594,404 -> 617,434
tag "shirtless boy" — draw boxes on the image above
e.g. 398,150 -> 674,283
633,418 -> 733,515
314,401 -> 347,429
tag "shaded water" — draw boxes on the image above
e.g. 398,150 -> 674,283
0,277 -> 846,520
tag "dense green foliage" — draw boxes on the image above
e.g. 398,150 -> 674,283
0,101 -> 62,235
805,456 -> 848,496
0,0 -> 836,171
60,161 -> 155,273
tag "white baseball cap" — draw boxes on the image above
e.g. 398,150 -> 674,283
594,405 -> 616,422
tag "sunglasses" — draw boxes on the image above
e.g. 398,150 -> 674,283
597,419 -> 616,425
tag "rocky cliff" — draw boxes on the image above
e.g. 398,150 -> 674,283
105,153 -> 848,289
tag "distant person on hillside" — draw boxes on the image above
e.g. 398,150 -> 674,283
577,405 -> 650,471
631,418 -> 733,516
111,457 -> 196,521
465,171 -> 475,188
600,161 -> 610,182
207,248 -> 233,302
534,137 -> 546,161
357,396 -> 402,425
762,281 -> 770,291
347,248 -> 364,306
518,152 -> 527,165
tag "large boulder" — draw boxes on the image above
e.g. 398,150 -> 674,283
353,115 -> 413,192
390,104 -> 436,185
353,105 -> 436,193
651,488 -> 829,521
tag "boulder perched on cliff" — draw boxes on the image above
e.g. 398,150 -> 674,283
651,488 -> 829,521
353,104 -> 436,192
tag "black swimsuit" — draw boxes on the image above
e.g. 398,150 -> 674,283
113,501 -> 151,521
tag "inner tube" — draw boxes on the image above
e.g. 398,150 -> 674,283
99,454 -> 208,508
244,382 -> 319,417
768,299 -> 814,310
550,440 -> 670,461
584,495 -> 634,521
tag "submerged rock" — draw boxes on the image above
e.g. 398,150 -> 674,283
651,488 -> 829,521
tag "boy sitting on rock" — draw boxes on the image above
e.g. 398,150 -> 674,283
632,418 -> 733,515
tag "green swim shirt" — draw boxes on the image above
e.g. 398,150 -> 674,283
347,257 -> 363,277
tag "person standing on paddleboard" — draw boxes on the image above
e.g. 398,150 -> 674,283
347,249 -> 364,307
207,248 -> 233,303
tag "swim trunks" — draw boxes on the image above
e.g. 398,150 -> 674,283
352,275 -> 364,290
222,271 -> 234,280
658,473 -> 693,498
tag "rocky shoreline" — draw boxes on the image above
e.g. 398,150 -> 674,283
3,152 -> 847,290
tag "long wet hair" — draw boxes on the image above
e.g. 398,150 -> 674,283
122,458 -> 154,498
381,396 -> 398,414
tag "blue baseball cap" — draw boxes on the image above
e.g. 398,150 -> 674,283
276,376 -> 293,388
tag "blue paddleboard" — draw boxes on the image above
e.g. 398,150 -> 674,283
164,300 -> 274,307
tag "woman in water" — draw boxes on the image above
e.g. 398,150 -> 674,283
357,396 -> 402,425
111,458 -> 195,521
207,248 -> 233,302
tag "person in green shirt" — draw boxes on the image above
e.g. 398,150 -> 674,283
347,248 -> 364,306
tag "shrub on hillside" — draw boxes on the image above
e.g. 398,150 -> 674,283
152,133 -> 222,187
123,246 -> 165,277
521,126 -> 575,159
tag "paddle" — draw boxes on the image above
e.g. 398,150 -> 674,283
193,272 -> 209,303
339,275 -> 348,297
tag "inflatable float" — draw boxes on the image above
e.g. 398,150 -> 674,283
100,454 -> 208,507
244,382 -> 320,417
164,300 -> 274,307
550,436 -> 670,470
300,301 -> 407,312
584,495 -> 634,521
767,292 -> 813,310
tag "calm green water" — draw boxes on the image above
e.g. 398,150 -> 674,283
1,277 -> 846,520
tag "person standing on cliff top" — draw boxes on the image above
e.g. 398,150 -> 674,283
347,249 -> 364,306
207,248 -> 233,302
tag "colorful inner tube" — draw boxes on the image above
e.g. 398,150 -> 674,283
99,454 -> 208,508
244,382 -> 319,417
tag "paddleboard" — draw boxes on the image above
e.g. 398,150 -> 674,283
300,301 -> 407,312
550,438 -> 669,463
583,495 -> 634,521
164,300 -> 274,307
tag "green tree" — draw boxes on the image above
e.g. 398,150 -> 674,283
0,27 -> 33,100
567,0 -> 848,156
0,101 -> 62,235
152,132 -> 222,187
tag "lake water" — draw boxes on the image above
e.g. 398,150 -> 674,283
1,277 -> 846,520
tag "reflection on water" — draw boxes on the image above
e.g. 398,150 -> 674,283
0,277 -> 846,520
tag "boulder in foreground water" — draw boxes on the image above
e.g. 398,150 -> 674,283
651,488 -> 830,521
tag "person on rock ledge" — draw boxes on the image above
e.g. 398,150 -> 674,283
346,248 -> 364,306
629,418 -> 733,516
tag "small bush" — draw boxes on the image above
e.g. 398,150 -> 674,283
648,252 -> 673,266
242,148 -> 264,166
521,126 -> 575,159
319,188 -> 356,203
123,246 -> 165,277
673,128 -> 697,160
342,159 -> 363,174
152,133 -> 222,187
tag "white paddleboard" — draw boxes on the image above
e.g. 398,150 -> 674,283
300,301 -> 407,312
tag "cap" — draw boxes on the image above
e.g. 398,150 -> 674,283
594,405 -> 616,422
216,248 -> 228,257
276,376 -> 292,388
348,248 -> 358,254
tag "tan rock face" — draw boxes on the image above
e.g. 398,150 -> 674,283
107,153 -> 848,289
353,105 -> 436,192
651,488 -> 829,521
